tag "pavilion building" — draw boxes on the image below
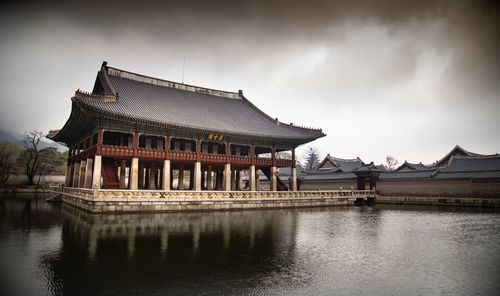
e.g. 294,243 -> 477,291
50,62 -> 325,192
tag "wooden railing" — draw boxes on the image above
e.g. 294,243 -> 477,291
72,144 -> 294,167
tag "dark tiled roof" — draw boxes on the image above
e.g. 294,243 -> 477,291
72,65 -> 325,142
395,161 -> 430,171
435,145 -> 488,166
439,155 -> 500,172
318,155 -> 364,172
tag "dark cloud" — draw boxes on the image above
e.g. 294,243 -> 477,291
0,0 -> 499,163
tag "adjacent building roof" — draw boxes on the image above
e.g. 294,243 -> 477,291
317,154 -> 364,172
52,62 -> 325,145
434,145 -> 488,166
395,161 -> 430,171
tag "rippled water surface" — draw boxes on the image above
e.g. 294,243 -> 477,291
1,194 -> 500,295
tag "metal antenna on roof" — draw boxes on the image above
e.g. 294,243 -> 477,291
182,57 -> 185,84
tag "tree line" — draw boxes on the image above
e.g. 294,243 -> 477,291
0,130 -> 67,187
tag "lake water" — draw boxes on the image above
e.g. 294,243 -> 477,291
1,194 -> 500,295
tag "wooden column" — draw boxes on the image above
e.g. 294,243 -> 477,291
96,128 -> 103,155
92,155 -> 102,189
130,157 -> 139,190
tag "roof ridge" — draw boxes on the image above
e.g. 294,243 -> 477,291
105,63 -> 241,100
327,155 -> 363,162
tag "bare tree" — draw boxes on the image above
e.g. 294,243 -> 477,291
19,130 -> 45,186
385,155 -> 399,171
303,147 -> 320,170
0,143 -> 19,187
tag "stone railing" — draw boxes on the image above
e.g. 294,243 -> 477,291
90,189 -> 376,199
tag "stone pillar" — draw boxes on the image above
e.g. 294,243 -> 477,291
189,169 -> 194,190
178,164 -> 185,190
291,167 -> 297,191
84,158 -> 93,189
79,159 -> 86,188
149,163 -> 156,190
65,164 -> 71,187
194,161 -> 202,191
231,169 -> 237,191
271,166 -> 277,191
162,160 -> 170,191
249,165 -> 256,191
72,162 -> 80,187
223,163 -> 231,191
92,155 -> 102,189
138,162 -> 144,189
255,169 -> 260,191
216,169 -> 223,190
130,157 -> 139,190
236,169 -> 242,190
207,165 -> 213,190
201,169 -> 206,189
119,160 -> 127,189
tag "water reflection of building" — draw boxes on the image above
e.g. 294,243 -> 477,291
61,204 -> 298,259
36,205 -> 301,294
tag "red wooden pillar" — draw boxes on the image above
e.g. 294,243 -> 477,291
164,136 -> 171,158
225,141 -> 231,163
271,146 -> 276,167
195,139 -> 201,162
96,128 -> 103,155
133,131 -> 139,157
250,144 -> 256,165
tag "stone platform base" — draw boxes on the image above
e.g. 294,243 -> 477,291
56,188 -> 376,213
376,195 -> 500,207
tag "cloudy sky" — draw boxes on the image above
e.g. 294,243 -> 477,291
0,0 -> 499,165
